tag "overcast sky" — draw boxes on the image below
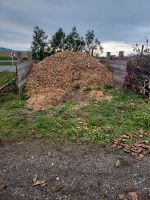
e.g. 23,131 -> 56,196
0,0 -> 150,55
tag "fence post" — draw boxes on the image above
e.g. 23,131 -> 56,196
28,51 -> 32,63
106,52 -> 111,63
119,51 -> 124,59
16,52 -> 22,64
141,45 -> 144,57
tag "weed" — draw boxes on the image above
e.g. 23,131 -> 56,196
9,100 -> 24,109
96,85 -> 102,91
19,92 -> 29,100
103,84 -> 113,90
83,86 -> 92,93
73,83 -> 80,90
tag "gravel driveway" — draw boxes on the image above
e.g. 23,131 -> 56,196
0,140 -> 150,200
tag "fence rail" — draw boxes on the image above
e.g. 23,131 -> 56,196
0,78 -> 16,95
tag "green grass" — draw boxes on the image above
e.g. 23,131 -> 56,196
0,52 -> 10,60
0,51 -> 28,62
73,83 -> 80,90
0,85 -> 150,143
0,62 -> 17,66
0,71 -> 16,87
0,52 -> 16,60
83,86 -> 92,93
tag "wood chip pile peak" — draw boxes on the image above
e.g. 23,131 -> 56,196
26,51 -> 113,109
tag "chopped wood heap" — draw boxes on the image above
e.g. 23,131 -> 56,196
26,51 -> 113,110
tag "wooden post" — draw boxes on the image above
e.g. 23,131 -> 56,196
119,51 -> 124,59
91,48 -> 94,56
141,45 -> 144,57
28,51 -> 32,63
16,52 -> 22,64
106,52 -> 111,63
85,50 -> 90,56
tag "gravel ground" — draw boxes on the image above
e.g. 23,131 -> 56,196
0,140 -> 150,200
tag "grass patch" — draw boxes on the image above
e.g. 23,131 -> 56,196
0,62 -> 17,66
73,83 -> 80,90
0,87 -> 150,143
83,86 -> 92,93
96,84 -> 113,91
0,51 -> 28,61
0,71 -> 15,87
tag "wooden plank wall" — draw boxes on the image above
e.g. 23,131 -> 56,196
106,51 -> 128,88
16,52 -> 32,92
16,61 -> 32,92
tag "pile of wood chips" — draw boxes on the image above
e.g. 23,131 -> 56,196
26,51 -> 113,110
89,91 -> 112,102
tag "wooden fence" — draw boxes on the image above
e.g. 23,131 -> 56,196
0,52 -> 32,94
16,52 -> 32,92
0,79 -> 16,96
16,62 -> 32,92
106,51 -> 128,88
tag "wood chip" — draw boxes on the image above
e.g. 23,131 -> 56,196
128,191 -> 138,200
32,175 -> 47,187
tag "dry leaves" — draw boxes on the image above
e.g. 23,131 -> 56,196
118,191 -> 138,200
0,184 -> 7,191
118,193 -> 125,199
32,175 -> 47,187
26,51 -> 113,110
113,131 -> 150,160
128,192 -> 138,200
51,180 -> 64,192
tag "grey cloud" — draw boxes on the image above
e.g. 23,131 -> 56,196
0,0 -> 150,50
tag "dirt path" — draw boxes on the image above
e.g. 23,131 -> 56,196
0,140 -> 150,200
